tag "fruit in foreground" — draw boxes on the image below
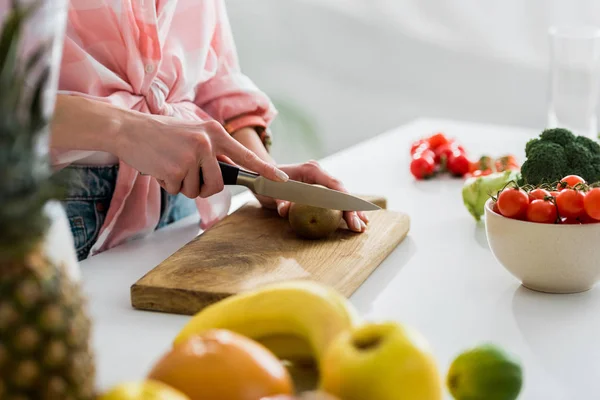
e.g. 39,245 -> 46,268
0,3 -> 95,399
262,391 -> 340,400
173,280 -> 359,369
320,321 -> 443,400
98,380 -> 190,400
289,203 -> 342,239
149,330 -> 293,400
447,343 -> 523,400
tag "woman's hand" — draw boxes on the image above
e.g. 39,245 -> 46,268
255,161 -> 370,233
116,116 -> 289,198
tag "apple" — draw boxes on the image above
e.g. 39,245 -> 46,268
320,321 -> 443,400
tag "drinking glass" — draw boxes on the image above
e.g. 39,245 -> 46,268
0,0 -> 69,154
547,26 -> 600,139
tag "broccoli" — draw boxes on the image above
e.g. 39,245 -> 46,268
520,128 -> 600,185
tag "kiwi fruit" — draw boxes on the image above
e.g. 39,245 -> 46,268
288,203 -> 343,239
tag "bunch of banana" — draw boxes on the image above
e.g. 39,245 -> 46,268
173,280 -> 360,368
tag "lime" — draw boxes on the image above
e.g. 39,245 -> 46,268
447,343 -> 523,400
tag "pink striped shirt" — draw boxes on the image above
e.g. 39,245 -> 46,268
47,0 -> 276,255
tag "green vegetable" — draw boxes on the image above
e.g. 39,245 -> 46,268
521,128 -> 600,185
462,170 -> 520,221
447,343 -> 523,400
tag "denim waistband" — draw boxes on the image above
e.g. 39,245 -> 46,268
63,165 -> 119,200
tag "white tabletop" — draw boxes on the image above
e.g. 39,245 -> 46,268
80,118 -> 599,399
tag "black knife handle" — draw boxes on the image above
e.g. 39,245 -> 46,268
199,161 -> 240,186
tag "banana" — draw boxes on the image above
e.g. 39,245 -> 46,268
173,280 -> 360,366
257,334 -> 314,365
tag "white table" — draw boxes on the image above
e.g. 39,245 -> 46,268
80,118 -> 600,399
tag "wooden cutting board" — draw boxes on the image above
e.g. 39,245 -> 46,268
130,195 -> 409,315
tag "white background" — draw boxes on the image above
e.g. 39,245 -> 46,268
226,0 -> 600,162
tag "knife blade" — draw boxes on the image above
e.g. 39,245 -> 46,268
200,161 -> 381,211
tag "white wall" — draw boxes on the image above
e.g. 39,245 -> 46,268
226,0 -> 600,162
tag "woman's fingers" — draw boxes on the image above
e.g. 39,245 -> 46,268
292,161 -> 368,231
180,167 -> 201,198
217,154 -> 236,166
276,200 -> 291,217
357,211 -> 369,223
219,135 -> 288,182
199,157 -> 225,198
344,211 -> 365,232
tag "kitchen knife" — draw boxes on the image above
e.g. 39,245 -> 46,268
200,161 -> 381,211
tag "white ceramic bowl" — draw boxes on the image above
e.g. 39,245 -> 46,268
484,198 -> 600,293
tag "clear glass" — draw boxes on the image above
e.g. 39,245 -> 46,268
547,25 -> 600,139
0,0 -> 68,156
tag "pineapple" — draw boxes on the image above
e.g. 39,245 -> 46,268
0,1 -> 96,399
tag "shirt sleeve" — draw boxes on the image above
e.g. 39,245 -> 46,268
193,0 -> 277,133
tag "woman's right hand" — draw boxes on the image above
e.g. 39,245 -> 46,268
115,116 -> 289,199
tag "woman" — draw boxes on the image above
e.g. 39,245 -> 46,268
49,0 -> 369,261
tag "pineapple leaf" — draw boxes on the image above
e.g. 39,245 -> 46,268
29,65 -> 50,134
25,41 -> 50,73
0,0 -> 73,259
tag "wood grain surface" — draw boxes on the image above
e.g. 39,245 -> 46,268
131,195 -> 409,315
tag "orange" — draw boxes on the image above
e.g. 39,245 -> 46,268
147,329 -> 294,400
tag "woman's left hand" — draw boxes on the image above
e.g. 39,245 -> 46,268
255,160 -> 369,233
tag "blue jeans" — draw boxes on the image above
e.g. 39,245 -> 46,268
61,165 -> 197,261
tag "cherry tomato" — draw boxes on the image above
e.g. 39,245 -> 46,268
434,142 -> 465,164
495,155 -> 519,172
413,147 -> 435,160
584,187 -> 600,221
580,213 -> 600,224
410,154 -> 436,180
478,156 -> 493,171
468,161 -> 480,173
556,189 -> 585,219
410,139 -> 430,155
472,169 -> 493,178
557,175 -> 586,190
497,188 -> 529,219
526,199 -> 558,224
447,152 -> 471,177
427,133 -> 449,149
528,188 -> 551,201
550,191 -> 561,198
492,201 -> 500,214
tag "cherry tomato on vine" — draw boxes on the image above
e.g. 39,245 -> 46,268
472,169 -> 493,178
447,152 -> 470,177
557,175 -> 586,190
497,188 -> 530,219
528,188 -> 551,202
410,139 -> 430,155
413,148 -> 435,160
495,155 -> 519,172
584,187 -> 600,221
434,142 -> 465,164
427,133 -> 449,149
578,213 -> 600,224
526,199 -> 558,224
556,189 -> 585,219
410,154 -> 436,180
492,201 -> 501,214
